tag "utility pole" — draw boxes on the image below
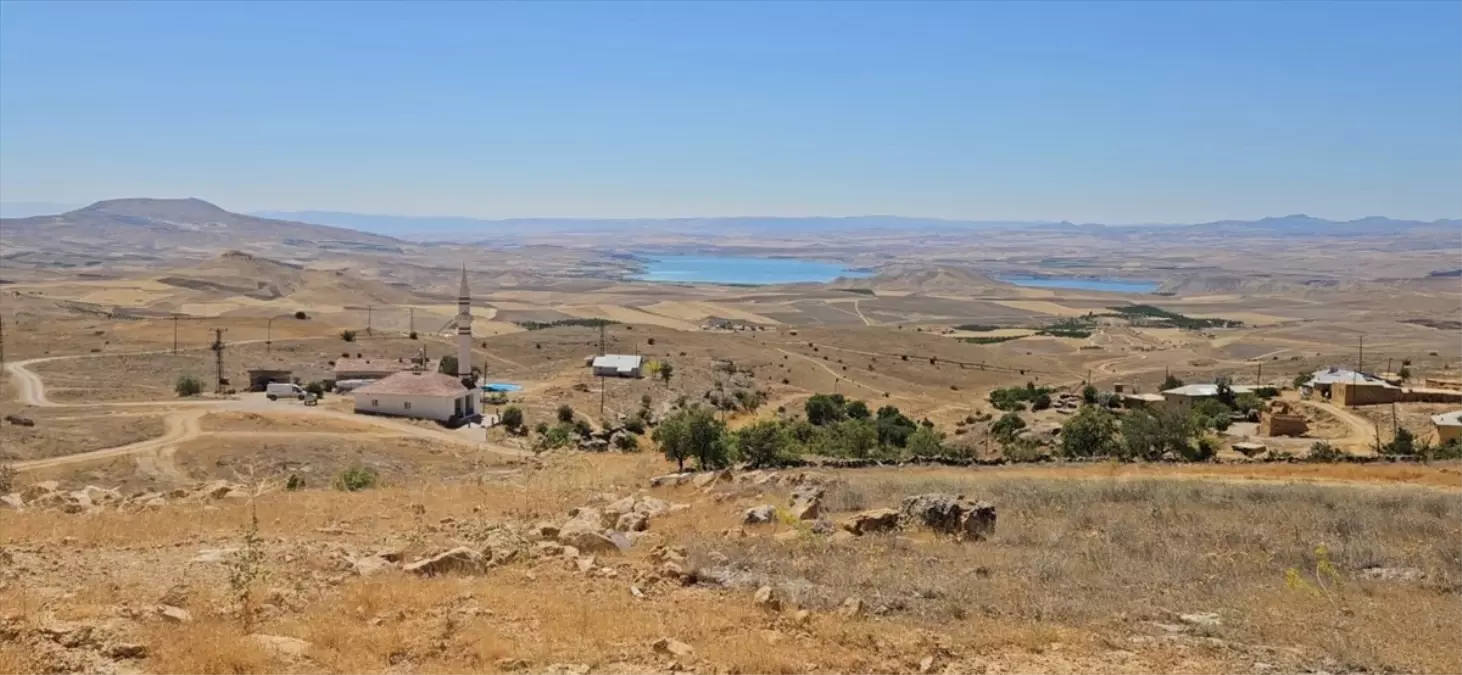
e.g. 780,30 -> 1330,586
266,317 -> 273,354
598,322 -> 606,356
1358,336 -> 1364,376
172,314 -> 180,354
211,328 -> 227,394
1391,402 -> 1398,441
1256,363 -> 1262,387
366,306 -> 374,336
0,315 -> 6,376
409,307 -> 415,336
1386,357 -> 1393,376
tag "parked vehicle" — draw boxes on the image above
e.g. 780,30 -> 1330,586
266,382 -> 307,401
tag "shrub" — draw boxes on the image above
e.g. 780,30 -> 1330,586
805,393 -> 848,425
534,421 -> 550,436
335,465 -> 378,492
1122,407 -> 1195,461
731,419 -> 791,468
991,412 -> 1027,442
845,400 -> 870,420
500,405 -> 524,430
658,362 -> 675,384
175,374 -> 204,397
1082,384 -> 1099,405
340,330 -> 356,342
293,310 -> 309,320
1309,441 -> 1343,461
1190,398 -> 1233,432
1031,392 -> 1052,411
1381,427 -> 1416,455
1187,435 -> 1218,462
1060,405 -> 1118,457
623,417 -> 646,434
905,426 -> 946,457
304,381 -> 326,398
572,418 -> 593,438
409,331 -> 419,340
556,404 -> 575,424
1162,373 -> 1185,391
613,433 -> 640,452
0,462 -> 14,494
1293,373 -> 1312,388
653,405 -> 728,471
647,337 -> 656,345
1398,366 -> 1412,380
285,474 -> 306,491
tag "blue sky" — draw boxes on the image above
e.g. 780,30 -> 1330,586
1,0 -> 1458,222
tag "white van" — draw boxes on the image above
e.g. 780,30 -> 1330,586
265,382 -> 307,401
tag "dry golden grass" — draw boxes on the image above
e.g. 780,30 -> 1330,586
679,472 -> 1462,674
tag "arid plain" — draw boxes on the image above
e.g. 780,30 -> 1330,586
1,200 -> 1460,674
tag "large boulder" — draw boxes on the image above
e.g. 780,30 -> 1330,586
649,472 -> 694,488
403,547 -> 485,576
21,481 -> 60,502
0,493 -> 23,510
558,520 -> 621,553
842,508 -> 901,536
789,485 -> 825,521
616,512 -> 649,533
743,505 -> 777,525
692,469 -> 733,490
898,493 -> 996,541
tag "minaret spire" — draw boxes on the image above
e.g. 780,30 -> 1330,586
456,263 -> 472,380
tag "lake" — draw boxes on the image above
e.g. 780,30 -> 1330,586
999,276 -> 1160,294
634,255 -> 870,285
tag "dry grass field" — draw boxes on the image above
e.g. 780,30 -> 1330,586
3,454 -> 1459,674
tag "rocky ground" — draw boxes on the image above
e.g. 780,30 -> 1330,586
3,454 -> 1461,674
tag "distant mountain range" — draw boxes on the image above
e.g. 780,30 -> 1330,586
3,199 -> 1457,244
251,209 -> 1461,241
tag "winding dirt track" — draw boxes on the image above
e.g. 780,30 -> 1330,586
5,346 -> 528,473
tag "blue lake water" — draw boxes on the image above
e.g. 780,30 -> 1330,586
999,276 -> 1161,294
634,255 -> 870,285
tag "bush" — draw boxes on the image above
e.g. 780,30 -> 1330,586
730,419 -> 791,468
1031,392 -> 1052,411
335,465 -> 378,492
989,384 -> 1050,411
540,424 -> 575,450
175,374 -> 204,397
304,381 -> 326,398
1162,373 -> 1185,391
409,331 -> 419,340
534,421 -> 549,436
613,433 -> 640,452
1309,441 -> 1343,461
500,406 -> 524,430
285,474 -> 306,491
1081,385 -> 1098,405
1292,373 -> 1312,388
805,393 -> 848,425
293,311 -> 309,320
1122,407 -> 1195,461
1060,406 -> 1118,458
0,462 -> 14,494
1398,366 -> 1412,381
572,418 -> 593,438
556,404 -> 575,424
1187,435 -> 1218,462
1381,427 -> 1417,456
905,426 -> 946,458
340,330 -> 356,342
991,412 -> 1027,442
845,400 -> 870,420
623,417 -> 647,434
1190,398 -> 1233,432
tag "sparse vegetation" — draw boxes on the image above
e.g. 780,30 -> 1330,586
953,323 -> 1000,332
989,383 -> 1053,411
514,318 -> 618,330
960,335 -> 1023,344
556,404 -> 576,424
500,405 -> 524,432
1107,304 -> 1243,329
293,310 -> 308,320
334,465 -> 379,491
174,374 -> 203,397
340,329 -> 357,342
652,405 -> 727,471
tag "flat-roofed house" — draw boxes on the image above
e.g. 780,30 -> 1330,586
591,354 -> 644,378
352,371 -> 472,423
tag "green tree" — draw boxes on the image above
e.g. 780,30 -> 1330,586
1031,392 -> 1052,411
613,433 -> 640,452
1382,427 -> 1417,456
1293,373 -> 1312,388
304,381 -> 326,398
556,404 -> 575,424
804,393 -> 848,426
293,310 -> 309,320
1397,366 -> 1412,381
1190,398 -> 1233,432
874,405 -> 917,447
905,425 -> 946,457
175,374 -> 203,397
500,405 -> 524,431
1060,405 -> 1118,457
827,418 -> 880,458
731,419 -> 788,468
1161,373 -> 1185,391
340,330 -> 356,342
658,361 -> 675,384
653,405 -> 727,470
1214,375 -> 1236,408
438,355 -> 459,376
991,412 -> 1027,442
1122,407 -> 1195,461
1081,384 -> 1099,405
845,400 -> 871,420
1233,392 -> 1263,416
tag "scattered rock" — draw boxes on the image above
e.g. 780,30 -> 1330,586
773,530 -> 800,543
792,609 -> 812,626
157,605 -> 192,623
575,555 -> 596,574
651,637 -> 695,658
753,585 -> 781,611
1179,612 -> 1222,628
535,541 -> 565,557
919,655 -> 938,674
352,555 -> 398,577
544,664 -> 591,675
0,494 -> 23,510
789,484 -> 824,521
630,585 -> 646,599
842,508 -> 901,535
21,481 -> 60,501
104,642 -> 149,659
692,469 -> 733,489
829,530 -> 858,544
899,493 -> 996,541
559,529 -> 620,554
403,547 -> 485,576
1359,567 -> 1425,582
838,597 -> 863,618
496,657 -> 529,671
531,522 -> 560,540
247,634 -> 312,659
615,512 -> 649,532
190,548 -> 240,564
743,505 -> 777,524
649,472 -> 694,488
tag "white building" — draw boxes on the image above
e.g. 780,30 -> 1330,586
591,354 -> 644,378
352,371 -> 474,423
1160,383 -> 1255,411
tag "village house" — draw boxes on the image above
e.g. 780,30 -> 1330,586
1160,383 -> 1255,411
333,357 -> 425,382
1430,411 -> 1462,444
351,371 -> 475,423
589,354 -> 644,378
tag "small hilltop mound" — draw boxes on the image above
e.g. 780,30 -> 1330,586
153,251 -> 412,308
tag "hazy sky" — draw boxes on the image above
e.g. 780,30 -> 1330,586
1,0 -> 1459,222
